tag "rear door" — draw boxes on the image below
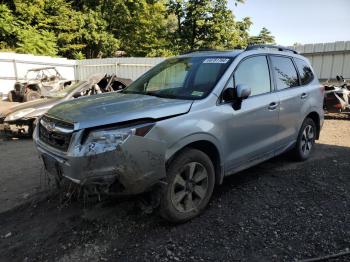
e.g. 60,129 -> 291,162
218,55 -> 280,172
269,55 -> 302,151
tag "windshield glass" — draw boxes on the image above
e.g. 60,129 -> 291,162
123,57 -> 233,100
46,81 -> 87,98
26,70 -> 41,80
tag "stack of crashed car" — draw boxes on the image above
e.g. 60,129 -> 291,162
0,74 -> 132,137
323,75 -> 350,114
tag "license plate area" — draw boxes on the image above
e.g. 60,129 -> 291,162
42,154 -> 60,176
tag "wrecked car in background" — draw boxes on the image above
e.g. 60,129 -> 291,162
8,67 -> 73,102
0,74 -> 132,137
34,45 -> 324,223
324,75 -> 350,114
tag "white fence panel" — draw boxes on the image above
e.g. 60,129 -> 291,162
76,57 -> 165,81
295,41 -> 350,81
0,52 -> 76,97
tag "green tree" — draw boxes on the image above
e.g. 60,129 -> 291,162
248,27 -> 275,45
167,0 -> 254,52
0,0 -> 275,58
99,0 -> 174,57
0,3 -> 17,50
16,26 -> 57,55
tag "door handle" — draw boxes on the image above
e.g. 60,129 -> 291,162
301,93 -> 308,99
268,102 -> 278,110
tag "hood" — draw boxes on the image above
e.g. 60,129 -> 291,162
47,92 -> 193,130
2,98 -> 60,119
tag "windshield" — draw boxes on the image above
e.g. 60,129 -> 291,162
25,70 -> 41,80
46,81 -> 87,98
123,57 -> 233,100
25,68 -> 58,80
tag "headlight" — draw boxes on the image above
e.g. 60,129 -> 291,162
5,108 -> 36,122
83,123 -> 155,155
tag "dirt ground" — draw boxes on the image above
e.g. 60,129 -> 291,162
0,118 -> 350,262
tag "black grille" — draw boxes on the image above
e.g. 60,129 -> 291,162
39,116 -> 74,151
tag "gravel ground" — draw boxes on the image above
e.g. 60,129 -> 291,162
0,119 -> 349,262
0,139 -> 44,213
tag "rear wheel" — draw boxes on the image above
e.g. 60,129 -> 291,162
159,148 -> 215,223
292,118 -> 317,161
24,90 -> 41,102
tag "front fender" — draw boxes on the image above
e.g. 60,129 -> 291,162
165,132 -> 223,162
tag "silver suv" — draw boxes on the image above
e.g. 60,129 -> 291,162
34,45 -> 324,223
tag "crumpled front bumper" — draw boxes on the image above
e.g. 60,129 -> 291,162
33,127 -> 167,195
1,119 -> 33,136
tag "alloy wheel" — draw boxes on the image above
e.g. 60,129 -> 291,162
170,162 -> 209,213
301,124 -> 314,156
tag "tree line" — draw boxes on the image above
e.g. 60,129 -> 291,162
0,0 -> 275,59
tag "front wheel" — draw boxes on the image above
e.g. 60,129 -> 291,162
159,148 -> 215,223
292,118 -> 317,161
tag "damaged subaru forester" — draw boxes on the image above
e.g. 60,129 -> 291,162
34,45 -> 324,223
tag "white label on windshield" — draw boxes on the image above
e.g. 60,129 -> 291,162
203,58 -> 230,64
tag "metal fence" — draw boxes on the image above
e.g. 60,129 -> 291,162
293,41 -> 350,81
76,57 -> 165,81
77,41 -> 350,83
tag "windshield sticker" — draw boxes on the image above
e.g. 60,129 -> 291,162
203,58 -> 230,64
191,91 -> 204,97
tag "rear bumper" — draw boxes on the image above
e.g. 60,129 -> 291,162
33,127 -> 167,195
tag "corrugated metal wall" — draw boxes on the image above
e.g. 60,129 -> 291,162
76,57 -> 165,81
76,41 -> 350,83
293,41 -> 350,81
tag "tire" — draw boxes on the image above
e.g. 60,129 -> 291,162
8,90 -> 17,102
24,90 -> 41,102
292,118 -> 317,161
159,148 -> 215,223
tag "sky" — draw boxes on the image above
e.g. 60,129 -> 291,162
229,0 -> 350,46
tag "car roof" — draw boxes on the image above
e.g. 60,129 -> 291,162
179,45 -> 304,60
179,50 -> 243,58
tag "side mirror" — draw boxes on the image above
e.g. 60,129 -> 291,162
73,92 -> 81,98
222,88 -> 235,102
236,84 -> 251,100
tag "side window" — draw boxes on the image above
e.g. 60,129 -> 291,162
234,56 -> 271,96
270,56 -> 299,90
294,58 -> 314,85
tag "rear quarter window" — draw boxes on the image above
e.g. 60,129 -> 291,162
294,58 -> 314,85
270,56 -> 299,90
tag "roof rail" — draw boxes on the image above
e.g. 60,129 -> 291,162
245,44 -> 299,54
182,48 -> 221,55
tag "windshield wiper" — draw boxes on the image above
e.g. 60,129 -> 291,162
123,90 -> 178,99
144,92 -> 179,99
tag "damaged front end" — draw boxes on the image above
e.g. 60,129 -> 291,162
2,118 -> 35,137
34,115 -> 167,195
